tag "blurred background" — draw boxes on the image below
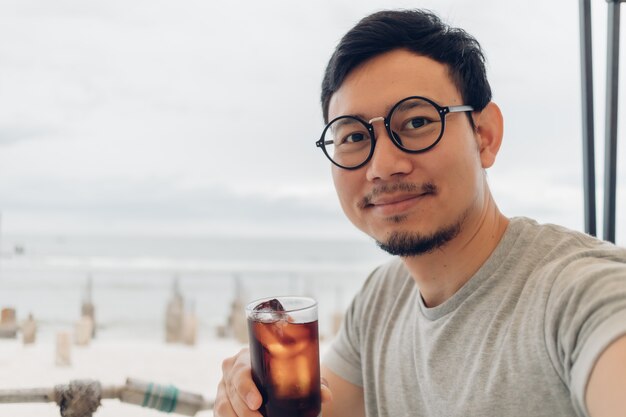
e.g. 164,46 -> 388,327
0,0 -> 624,351
1,0 -> 624,240
0,1 -> 624,415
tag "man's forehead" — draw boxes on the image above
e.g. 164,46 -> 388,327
327,50 -> 462,119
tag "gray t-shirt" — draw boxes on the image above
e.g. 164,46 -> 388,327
323,217 -> 626,417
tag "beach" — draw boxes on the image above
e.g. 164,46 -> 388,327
0,337 -> 244,417
0,234 -> 373,417
0,337 -> 332,417
0,234 -> 389,340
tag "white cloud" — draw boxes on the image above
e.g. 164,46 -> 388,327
0,0 -> 623,242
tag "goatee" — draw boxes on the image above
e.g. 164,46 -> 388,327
376,213 -> 466,257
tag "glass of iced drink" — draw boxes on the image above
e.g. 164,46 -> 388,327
245,296 -> 321,417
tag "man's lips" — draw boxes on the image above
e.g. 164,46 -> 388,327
366,193 -> 427,207
364,192 -> 433,216
358,182 -> 438,212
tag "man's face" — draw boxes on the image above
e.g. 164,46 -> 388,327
327,49 -> 488,255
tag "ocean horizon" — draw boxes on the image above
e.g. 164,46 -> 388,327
0,233 -> 392,342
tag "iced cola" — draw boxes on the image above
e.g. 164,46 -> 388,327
246,297 -> 321,417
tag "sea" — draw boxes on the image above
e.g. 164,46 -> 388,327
0,234 -> 391,342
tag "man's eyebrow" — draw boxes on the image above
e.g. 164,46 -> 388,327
329,117 -> 365,131
394,99 -> 431,113
338,98 -> 436,122
343,108 -> 391,122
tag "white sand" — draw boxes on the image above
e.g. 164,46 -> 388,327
0,338 -> 248,417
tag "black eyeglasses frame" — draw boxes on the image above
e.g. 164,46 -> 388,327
315,96 -> 474,170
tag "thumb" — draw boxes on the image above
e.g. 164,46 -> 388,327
321,377 -> 333,404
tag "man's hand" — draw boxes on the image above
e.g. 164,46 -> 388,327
214,348 -> 262,417
214,348 -> 333,417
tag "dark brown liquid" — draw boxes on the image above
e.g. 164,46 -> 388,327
248,318 -> 321,417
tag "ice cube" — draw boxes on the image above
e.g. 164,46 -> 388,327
251,298 -> 287,323
254,298 -> 285,312
254,321 -> 310,358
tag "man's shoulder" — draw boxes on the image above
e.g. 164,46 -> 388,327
508,216 -> 617,256
507,216 -> 626,281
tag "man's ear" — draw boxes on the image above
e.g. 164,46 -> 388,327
473,102 -> 504,169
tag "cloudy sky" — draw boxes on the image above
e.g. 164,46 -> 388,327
0,0 -> 624,243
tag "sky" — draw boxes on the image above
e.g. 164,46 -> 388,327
0,0 -> 625,243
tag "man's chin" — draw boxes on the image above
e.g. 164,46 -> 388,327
375,221 -> 462,257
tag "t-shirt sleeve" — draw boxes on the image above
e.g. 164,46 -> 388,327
544,253 -> 626,417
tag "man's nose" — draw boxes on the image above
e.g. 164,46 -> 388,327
365,118 -> 413,181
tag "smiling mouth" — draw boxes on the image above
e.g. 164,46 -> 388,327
367,193 -> 429,208
359,182 -> 437,210
364,193 -> 433,218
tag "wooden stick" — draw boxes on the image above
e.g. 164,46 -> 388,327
0,379 -> 214,416
0,387 -> 52,403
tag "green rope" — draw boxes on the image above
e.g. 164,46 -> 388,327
142,383 -> 154,408
141,382 -> 179,413
159,385 -> 170,412
161,385 -> 179,413
170,385 -> 180,412
149,384 -> 162,409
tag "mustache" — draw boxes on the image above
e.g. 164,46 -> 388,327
359,182 -> 437,208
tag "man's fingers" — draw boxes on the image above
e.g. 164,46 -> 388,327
214,380 -> 238,417
215,378 -> 262,417
245,390 -> 263,410
227,368 -> 262,410
226,351 -> 262,409
321,377 -> 333,403
215,348 -> 263,417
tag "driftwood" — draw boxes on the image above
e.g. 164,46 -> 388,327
0,378 -> 214,417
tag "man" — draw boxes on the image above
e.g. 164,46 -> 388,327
215,9 -> 626,417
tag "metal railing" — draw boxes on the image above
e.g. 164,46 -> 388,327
579,0 -> 625,242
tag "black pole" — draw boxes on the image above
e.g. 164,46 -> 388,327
604,0 -> 621,243
580,0 -> 597,236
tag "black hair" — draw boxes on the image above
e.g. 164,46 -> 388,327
321,9 -> 492,124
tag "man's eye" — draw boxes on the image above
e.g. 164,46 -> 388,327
345,132 -> 366,143
405,118 -> 430,129
336,132 -> 367,145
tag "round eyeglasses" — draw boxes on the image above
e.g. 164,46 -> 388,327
315,96 -> 474,170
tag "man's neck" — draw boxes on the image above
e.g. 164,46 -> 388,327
402,196 -> 509,308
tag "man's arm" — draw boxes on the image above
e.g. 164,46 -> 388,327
585,334 -> 626,417
321,365 -> 365,417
